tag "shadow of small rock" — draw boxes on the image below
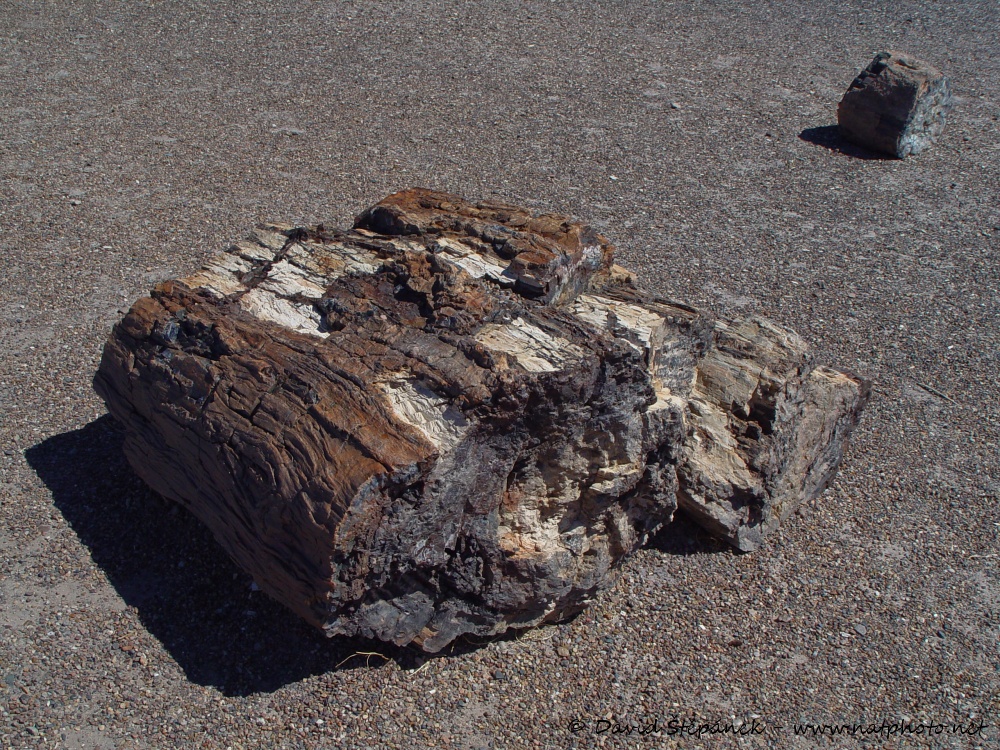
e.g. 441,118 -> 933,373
798,125 -> 895,160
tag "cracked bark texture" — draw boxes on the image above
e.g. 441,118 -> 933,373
94,188 -> 869,651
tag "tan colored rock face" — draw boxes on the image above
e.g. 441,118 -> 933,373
94,188 -> 869,651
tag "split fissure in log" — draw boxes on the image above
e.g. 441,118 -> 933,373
94,189 -> 869,651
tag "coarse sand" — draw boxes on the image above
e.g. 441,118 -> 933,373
1,1 -> 997,748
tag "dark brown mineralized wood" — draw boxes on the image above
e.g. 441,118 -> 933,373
93,188 -> 869,651
838,50 -> 952,158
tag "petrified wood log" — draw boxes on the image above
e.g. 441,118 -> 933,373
838,50 -> 952,158
94,188 -> 869,651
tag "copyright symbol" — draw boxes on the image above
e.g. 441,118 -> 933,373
569,720 -> 587,733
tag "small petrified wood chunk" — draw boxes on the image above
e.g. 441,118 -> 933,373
838,50 -> 952,157
94,188 -> 869,651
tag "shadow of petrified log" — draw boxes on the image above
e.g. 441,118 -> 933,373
89,188 -> 869,653
27,417 -> 724,693
26,418 -> 417,695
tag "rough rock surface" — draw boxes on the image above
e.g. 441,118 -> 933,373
837,50 -> 952,158
93,188 -> 869,651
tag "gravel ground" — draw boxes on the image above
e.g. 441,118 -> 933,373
1,1 -> 998,748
